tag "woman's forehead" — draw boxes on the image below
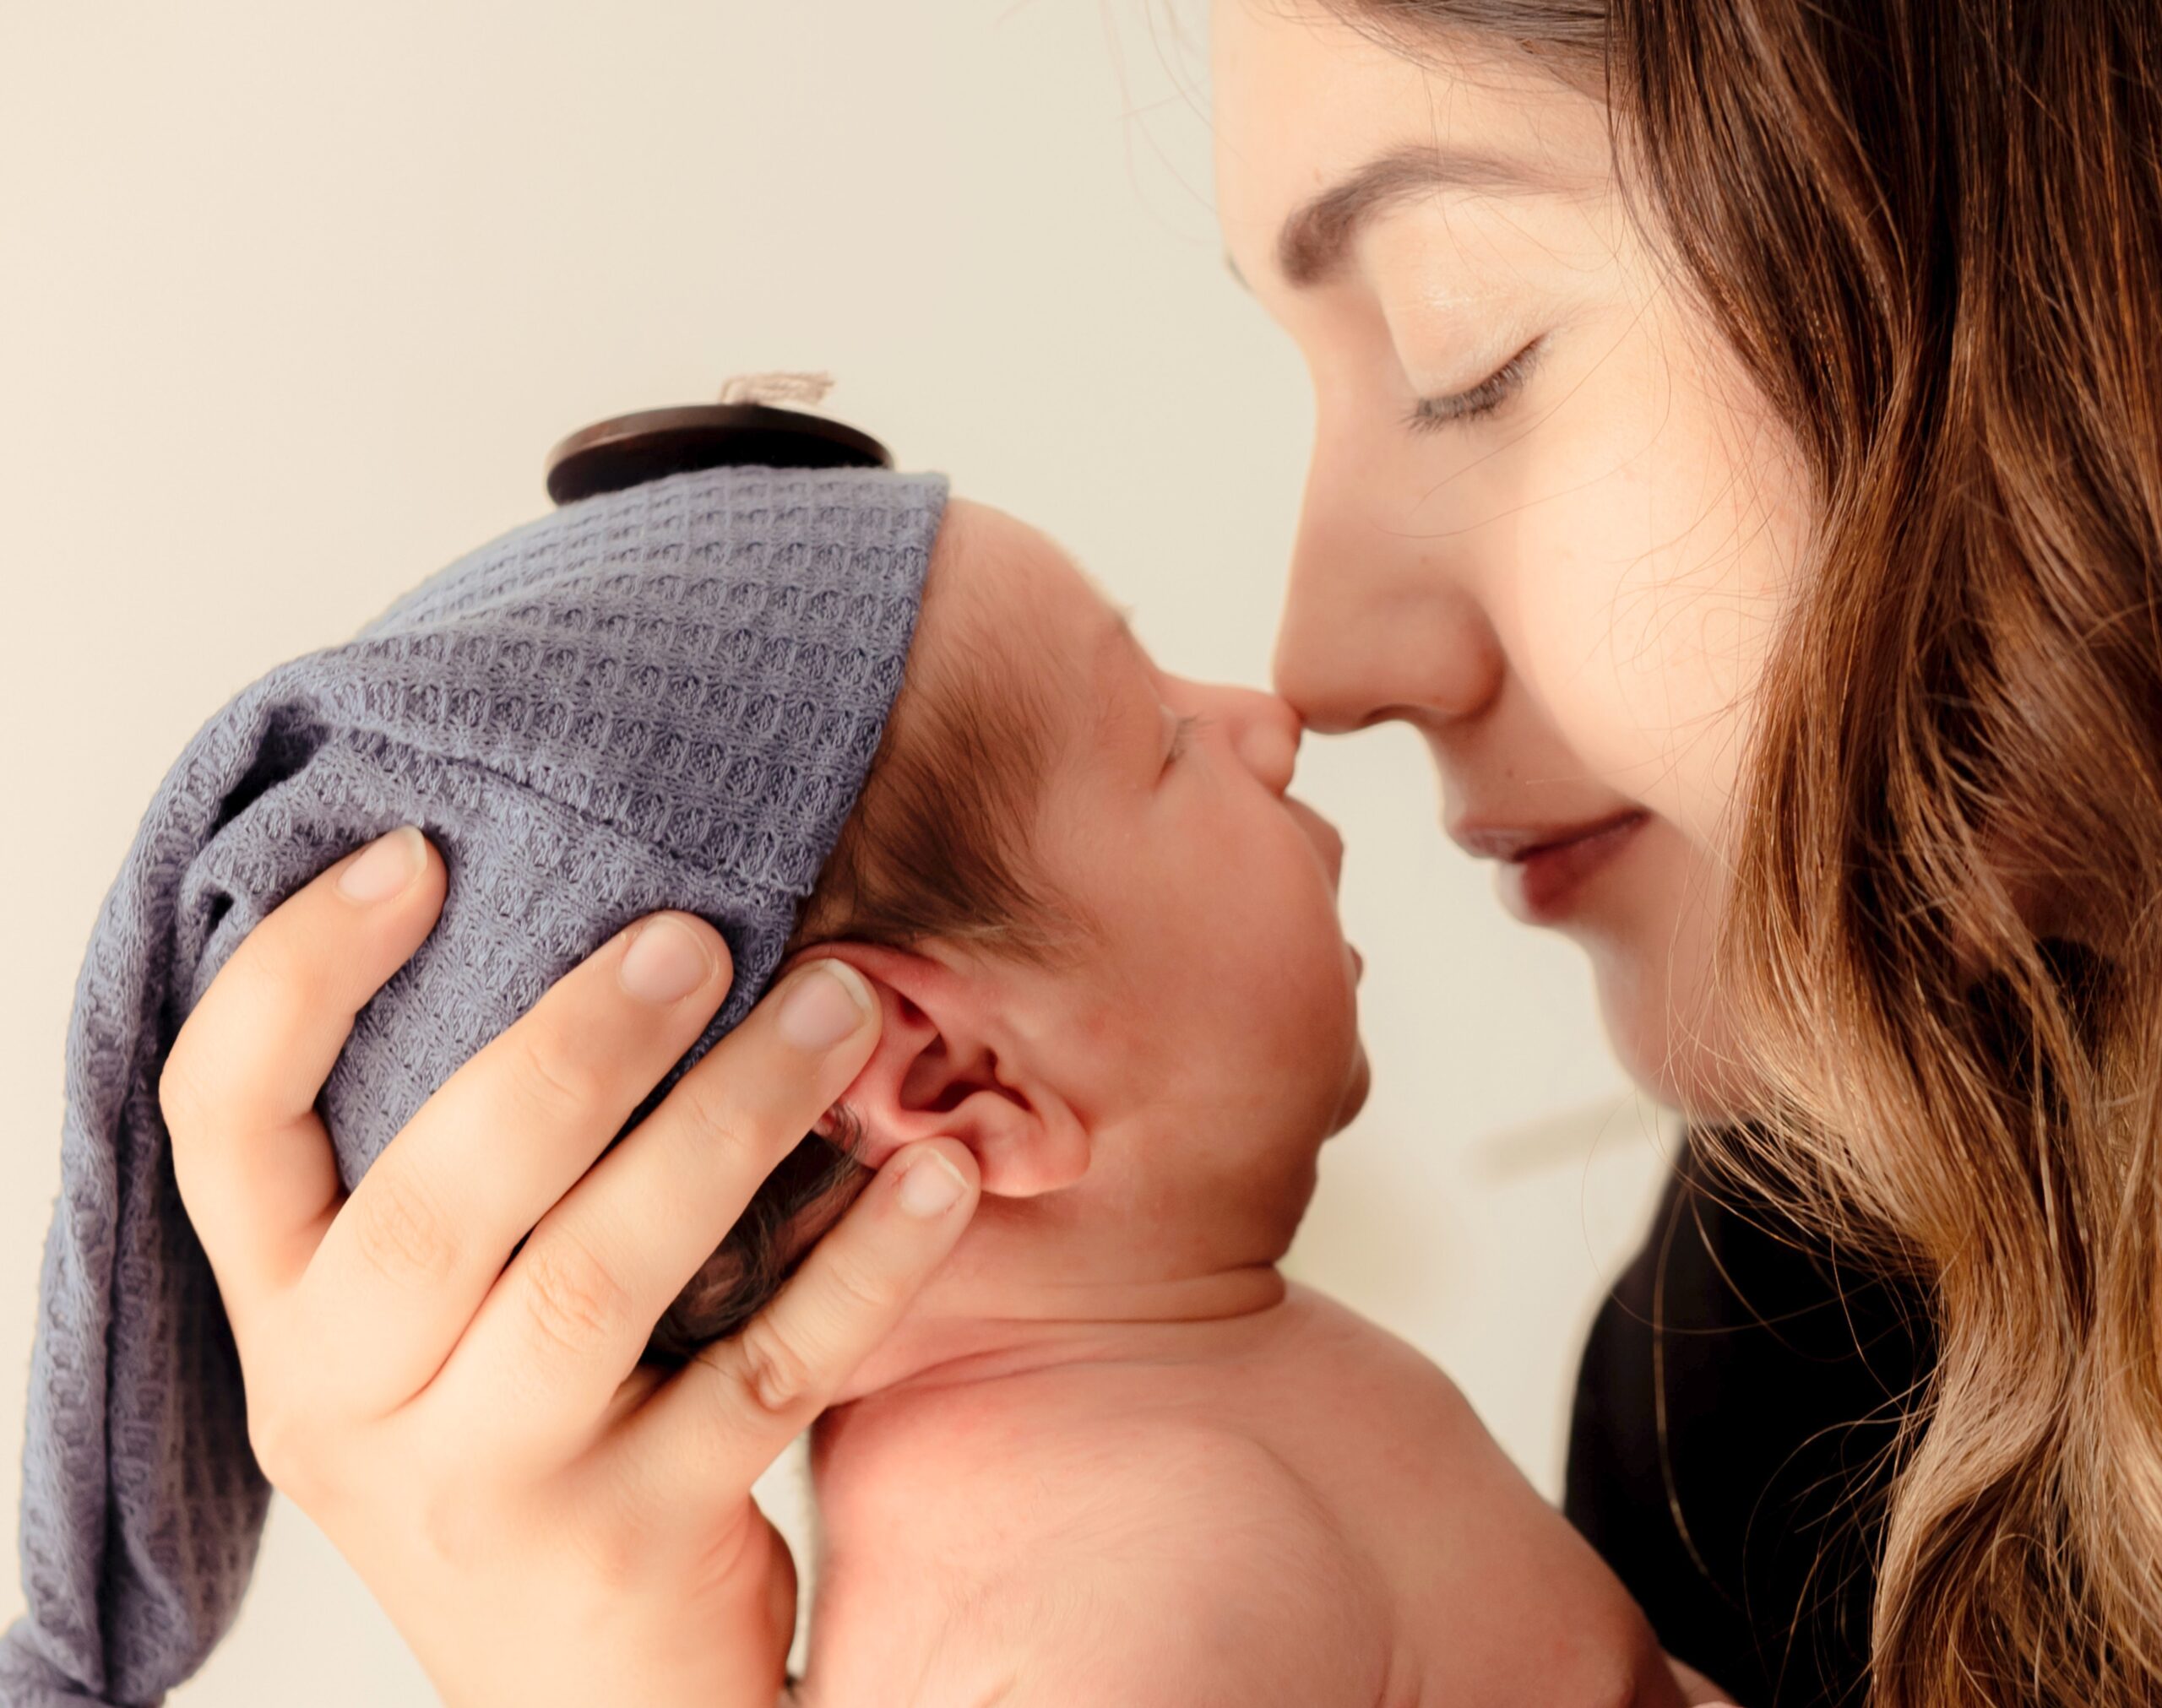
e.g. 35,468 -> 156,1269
1212,1 -> 1613,267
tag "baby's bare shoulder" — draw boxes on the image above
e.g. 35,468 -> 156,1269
836,1391 -> 1365,1575
943,1422 -> 1389,1705
810,1403 -> 1394,1707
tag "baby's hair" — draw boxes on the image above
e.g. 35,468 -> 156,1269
644,507 -> 1081,1363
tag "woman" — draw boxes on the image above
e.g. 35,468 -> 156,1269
160,2 -> 2159,1705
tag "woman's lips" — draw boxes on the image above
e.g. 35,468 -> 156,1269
1473,810 -> 1650,924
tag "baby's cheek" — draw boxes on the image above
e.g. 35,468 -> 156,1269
1149,874 -> 1302,1044
1252,870 -> 1362,1101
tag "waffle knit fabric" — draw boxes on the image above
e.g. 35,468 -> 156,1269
0,463 -> 950,1706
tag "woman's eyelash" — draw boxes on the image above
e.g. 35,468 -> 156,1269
1405,335 -> 1548,434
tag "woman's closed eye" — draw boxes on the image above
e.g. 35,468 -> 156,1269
1405,334 -> 1548,434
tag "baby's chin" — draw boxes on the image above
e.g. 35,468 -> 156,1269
1326,1036 -> 1372,1136
1295,952 -> 1369,1142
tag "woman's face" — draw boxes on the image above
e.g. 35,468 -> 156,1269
1212,0 -> 1815,1116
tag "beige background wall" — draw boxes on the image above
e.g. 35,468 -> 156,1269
1,4 -> 1673,1699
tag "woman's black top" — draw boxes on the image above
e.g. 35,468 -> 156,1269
1562,1136 -> 1934,1708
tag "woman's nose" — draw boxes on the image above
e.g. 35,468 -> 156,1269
1272,450 -> 1507,735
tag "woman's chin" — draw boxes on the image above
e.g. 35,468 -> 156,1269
1589,944 -> 1763,1125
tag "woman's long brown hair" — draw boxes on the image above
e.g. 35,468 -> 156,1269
1346,2 -> 2162,1701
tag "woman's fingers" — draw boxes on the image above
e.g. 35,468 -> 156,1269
597,1137 -> 979,1540
295,909 -> 736,1416
1666,1656 -> 1741,1706
418,957 -> 889,1470
162,826 -> 446,1340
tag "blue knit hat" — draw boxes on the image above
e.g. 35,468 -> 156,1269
0,463 -> 949,1707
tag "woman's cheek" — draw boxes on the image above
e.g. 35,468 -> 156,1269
1520,365 -> 1790,845
1608,290 -> 1812,846
1595,549 -> 1765,845
1497,510 -> 1707,821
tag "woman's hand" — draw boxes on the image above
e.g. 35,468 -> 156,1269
1666,1655 -> 1741,1706
157,826 -> 981,1708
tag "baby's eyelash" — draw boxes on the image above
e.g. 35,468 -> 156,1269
1165,713 -> 1207,765
1405,335 -> 1548,434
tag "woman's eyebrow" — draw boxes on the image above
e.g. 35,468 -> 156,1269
1271,142 -> 1558,289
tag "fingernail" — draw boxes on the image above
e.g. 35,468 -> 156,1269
338,825 -> 426,903
618,915 -> 716,1004
775,962 -> 875,1053
896,1151 -> 967,1219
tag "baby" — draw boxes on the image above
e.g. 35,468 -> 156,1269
651,496 -> 1693,1707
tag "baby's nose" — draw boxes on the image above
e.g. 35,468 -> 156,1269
1228,688 -> 1301,794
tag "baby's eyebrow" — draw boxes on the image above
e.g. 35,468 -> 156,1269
1091,602 -> 1149,683
1083,602 -> 1156,749
1060,540 -> 1142,652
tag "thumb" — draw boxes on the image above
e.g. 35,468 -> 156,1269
606,1138 -> 980,1520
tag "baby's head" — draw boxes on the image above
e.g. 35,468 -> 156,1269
649,497 -> 1366,1359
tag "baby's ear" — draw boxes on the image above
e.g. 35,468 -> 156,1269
800,945 -> 1089,1199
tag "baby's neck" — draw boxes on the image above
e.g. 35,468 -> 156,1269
822,1258 -> 1290,1408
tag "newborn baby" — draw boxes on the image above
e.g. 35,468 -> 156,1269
659,496 -> 1690,1707
6,458 -> 1692,1708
